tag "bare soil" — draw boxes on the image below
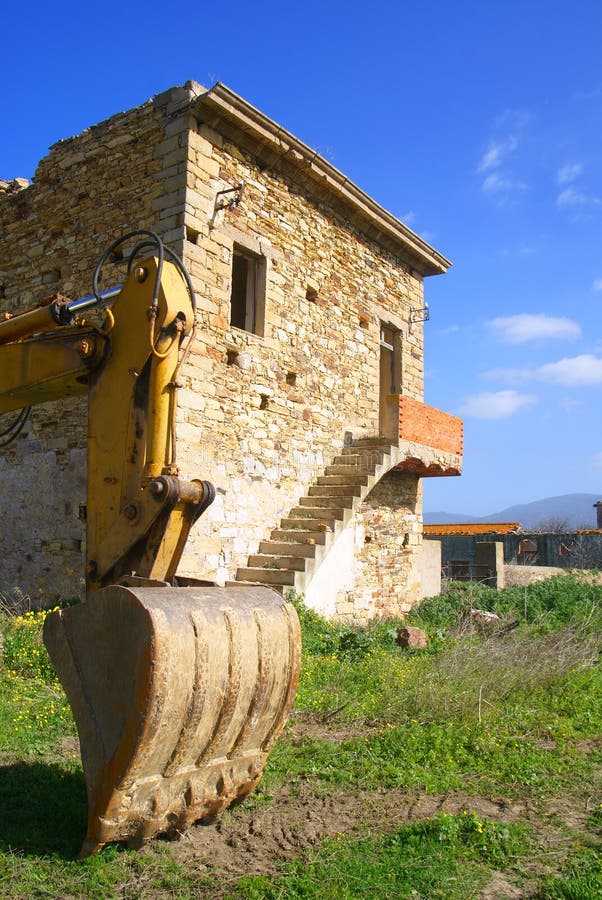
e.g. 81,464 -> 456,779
166,780 -> 587,898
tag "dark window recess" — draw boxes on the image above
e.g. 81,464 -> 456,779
379,324 -> 401,394
519,539 -> 537,554
186,225 -> 200,245
450,560 -> 470,579
230,248 -> 266,335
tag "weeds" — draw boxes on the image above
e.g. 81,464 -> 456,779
0,576 -> 599,897
2,607 -> 60,684
231,812 -> 532,898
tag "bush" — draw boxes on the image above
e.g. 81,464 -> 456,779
408,576 -> 602,637
287,591 -> 402,660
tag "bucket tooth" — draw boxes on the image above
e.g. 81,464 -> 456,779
43,584 -> 301,857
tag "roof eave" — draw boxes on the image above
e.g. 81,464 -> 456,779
191,83 -> 452,277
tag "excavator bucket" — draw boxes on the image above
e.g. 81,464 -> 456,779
43,584 -> 301,858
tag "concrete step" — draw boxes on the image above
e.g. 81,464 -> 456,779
351,437 -> 394,449
235,438 -> 398,593
325,464 -> 375,476
308,484 -> 362,498
333,451 -> 385,466
259,540 -> 317,557
332,452 -> 363,464
248,554 -> 307,571
280,517 -> 336,531
317,473 -> 369,486
298,496 -> 355,509
236,567 -> 296,586
271,528 -> 328,544
289,504 -> 346,519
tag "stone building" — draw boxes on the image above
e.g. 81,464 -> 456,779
0,82 -> 462,620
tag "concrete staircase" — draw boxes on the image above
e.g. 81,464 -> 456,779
235,438 -> 401,593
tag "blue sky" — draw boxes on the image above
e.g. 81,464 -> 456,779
2,1 -> 601,516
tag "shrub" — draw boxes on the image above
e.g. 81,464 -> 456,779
409,576 -> 602,637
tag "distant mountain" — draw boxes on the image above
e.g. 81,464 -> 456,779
424,511 -> 483,525
424,493 -> 601,530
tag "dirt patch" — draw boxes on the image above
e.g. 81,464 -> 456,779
167,784 -> 529,890
479,871 -> 526,899
57,736 -> 80,759
162,773 -> 602,897
286,711 -> 373,743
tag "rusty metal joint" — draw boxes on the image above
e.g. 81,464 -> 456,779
148,476 -> 215,513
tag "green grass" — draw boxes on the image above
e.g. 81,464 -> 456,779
231,812 -> 532,899
0,670 -> 74,756
535,848 -> 602,899
276,580 -> 602,800
0,576 -> 600,897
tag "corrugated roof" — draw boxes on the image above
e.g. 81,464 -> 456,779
424,523 -> 521,535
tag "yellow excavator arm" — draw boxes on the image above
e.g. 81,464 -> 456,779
0,243 -> 213,590
0,233 -> 300,857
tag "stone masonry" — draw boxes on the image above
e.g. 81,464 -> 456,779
0,81 -> 458,619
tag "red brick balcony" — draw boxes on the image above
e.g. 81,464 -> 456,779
382,395 -> 463,477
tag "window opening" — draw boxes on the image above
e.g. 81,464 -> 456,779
230,246 -> 266,335
449,560 -> 470,580
379,324 -> 399,393
518,539 -> 537,554
379,322 -> 402,439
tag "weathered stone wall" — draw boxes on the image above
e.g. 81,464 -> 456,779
419,539 -> 441,599
173,109 -> 426,586
505,565 -> 602,587
0,83 -> 429,615
0,87 -> 189,599
304,471 -> 422,622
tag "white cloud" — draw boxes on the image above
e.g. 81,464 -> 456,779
592,279 -> 602,292
400,210 -> 416,225
489,313 -> 581,343
494,109 -> 531,131
438,324 -> 460,335
557,185 -> 601,208
482,172 -> 528,196
572,87 -> 602,101
500,243 -> 536,257
537,354 -> 602,385
458,390 -> 537,419
556,163 -> 583,185
478,110 -> 530,201
559,397 -> 584,413
482,367 -> 530,384
484,354 -> 602,387
478,136 -> 519,173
